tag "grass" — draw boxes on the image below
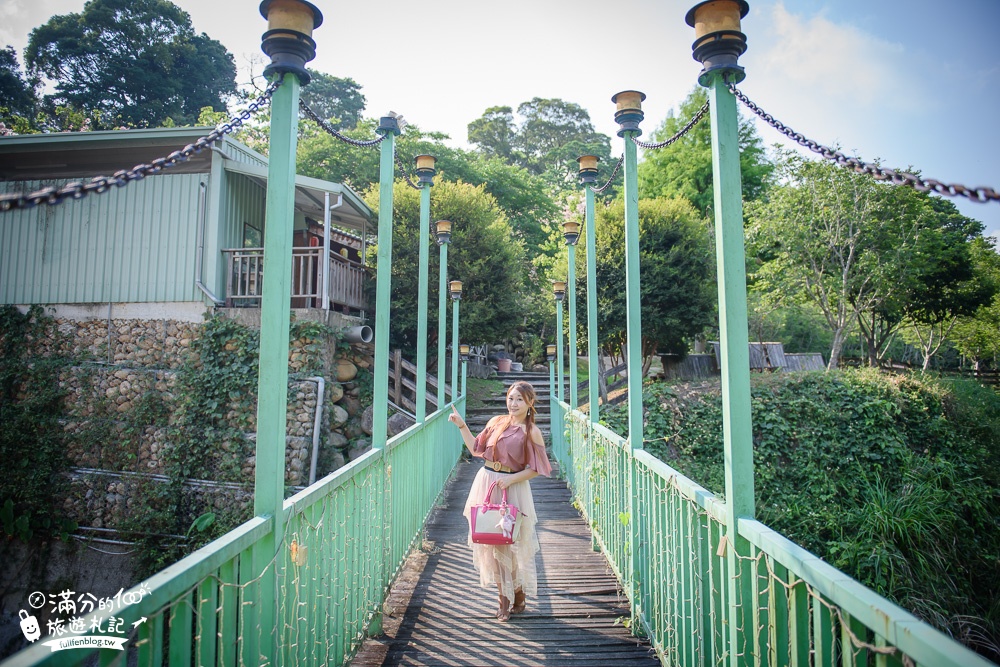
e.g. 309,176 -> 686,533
465,376 -> 504,409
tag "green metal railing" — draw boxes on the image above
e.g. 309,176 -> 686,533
3,401 -> 464,667
554,400 -> 995,667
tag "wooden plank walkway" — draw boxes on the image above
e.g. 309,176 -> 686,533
352,459 -> 660,667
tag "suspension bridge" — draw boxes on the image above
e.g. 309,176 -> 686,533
3,0 -> 998,666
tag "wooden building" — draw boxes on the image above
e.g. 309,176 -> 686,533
0,127 -> 373,325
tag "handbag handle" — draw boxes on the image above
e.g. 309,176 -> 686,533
483,480 -> 508,506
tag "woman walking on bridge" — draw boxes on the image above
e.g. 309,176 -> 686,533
449,381 -> 552,622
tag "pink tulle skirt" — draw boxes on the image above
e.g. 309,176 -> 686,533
462,466 -> 540,601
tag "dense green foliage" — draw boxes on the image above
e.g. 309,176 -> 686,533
637,86 -> 772,216
23,0 -> 236,129
747,152 -> 996,370
363,179 -> 526,356
592,197 -> 716,367
467,98 -> 614,194
601,370 -> 1000,657
300,70 -> 366,130
0,306 -> 76,542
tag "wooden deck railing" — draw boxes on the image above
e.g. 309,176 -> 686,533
387,349 -> 452,417
551,400 -> 996,667
222,247 -> 368,311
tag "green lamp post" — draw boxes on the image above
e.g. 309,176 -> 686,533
553,280 -> 566,402
435,220 -> 452,410
578,155 -> 601,422
563,221 -> 580,410
414,155 -> 436,422
686,1 -> 753,663
546,343 -> 558,440
370,114 -> 402,451
611,89 -> 646,456
459,343 -> 470,399
612,87 -> 646,632
450,280 -> 462,410
254,0 -> 322,661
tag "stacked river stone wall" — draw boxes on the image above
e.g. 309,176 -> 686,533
23,314 -> 375,533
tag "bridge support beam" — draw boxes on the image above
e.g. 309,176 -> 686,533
415,156 -> 436,422
435,222 -> 451,409
554,285 -> 565,402
371,117 -> 400,450
580,164 -> 600,423
687,0 -> 755,662
565,224 -> 579,410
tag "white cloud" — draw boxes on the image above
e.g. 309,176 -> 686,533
753,2 -> 914,110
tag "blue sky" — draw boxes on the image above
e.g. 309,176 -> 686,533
3,0 -> 998,236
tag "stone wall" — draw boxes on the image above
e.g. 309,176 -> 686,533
18,314 -> 376,532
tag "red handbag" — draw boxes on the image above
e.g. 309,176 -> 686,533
470,481 -> 524,545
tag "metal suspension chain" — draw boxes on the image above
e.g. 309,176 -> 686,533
299,99 -> 418,188
728,82 -> 1000,204
0,77 -> 285,212
632,101 -> 709,150
393,152 -> 421,190
590,154 -> 624,195
299,100 -> 388,148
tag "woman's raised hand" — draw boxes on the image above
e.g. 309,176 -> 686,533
448,406 -> 464,429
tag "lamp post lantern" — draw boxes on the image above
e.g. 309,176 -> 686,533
415,155 -> 436,422
553,281 -> 566,402
254,1 -> 322,661
687,2 -> 754,663
435,220 -> 452,409
450,280 -> 462,408
578,155 -> 601,422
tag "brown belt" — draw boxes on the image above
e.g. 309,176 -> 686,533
485,461 -> 517,473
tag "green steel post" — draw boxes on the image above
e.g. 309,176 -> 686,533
556,300 -> 564,402
415,184 -> 431,422
549,360 -> 555,429
585,186 -> 599,422
254,72 -> 300,664
451,298 -> 460,406
568,243 -> 578,410
372,118 -> 400,448
462,360 -> 468,420
707,71 -> 755,665
622,111 -> 645,635
437,243 -> 448,409
622,131 -> 643,454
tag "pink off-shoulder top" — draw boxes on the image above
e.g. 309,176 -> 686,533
472,419 -> 553,477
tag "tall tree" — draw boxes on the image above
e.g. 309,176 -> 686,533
0,46 -> 40,132
300,70 -> 366,130
467,106 -> 517,162
25,0 -> 236,129
467,98 -> 614,195
747,152 -> 932,369
894,202 -> 996,369
638,86 -> 772,216
944,238 -> 1000,371
593,197 -> 715,376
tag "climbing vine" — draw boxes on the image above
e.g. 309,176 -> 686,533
0,305 -> 76,541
